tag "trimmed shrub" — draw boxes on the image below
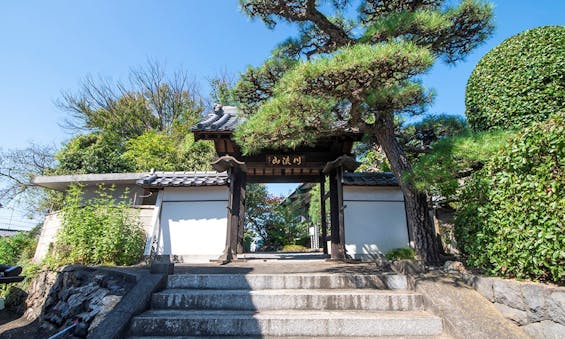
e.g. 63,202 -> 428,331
466,26 -> 565,131
455,113 -> 564,284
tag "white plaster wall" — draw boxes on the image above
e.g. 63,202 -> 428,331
33,206 -> 156,263
343,186 -> 409,261
82,184 -> 144,205
158,186 -> 229,263
33,212 -> 62,263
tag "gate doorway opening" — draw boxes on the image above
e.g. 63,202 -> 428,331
241,182 -> 327,260
193,105 -> 364,263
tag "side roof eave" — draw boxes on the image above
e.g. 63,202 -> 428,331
31,173 -> 149,191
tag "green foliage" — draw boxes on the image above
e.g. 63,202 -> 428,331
409,129 -> 514,198
455,114 -> 565,283
245,184 -> 309,250
281,244 -> 309,252
209,76 -> 238,106
385,247 -> 416,260
0,227 -> 40,299
54,185 -> 146,266
55,62 -> 215,175
122,131 -> 177,171
235,93 -> 338,154
401,114 -> 468,155
235,42 -> 435,153
234,56 -> 298,117
466,26 -> 565,131
55,133 -> 133,174
236,0 -> 493,264
0,227 -> 40,265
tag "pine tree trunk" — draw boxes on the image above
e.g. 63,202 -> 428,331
373,114 -> 443,264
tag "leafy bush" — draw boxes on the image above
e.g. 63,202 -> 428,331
0,227 -> 40,265
466,26 -> 565,131
385,247 -> 416,260
455,114 -> 564,283
0,227 -> 40,299
54,185 -> 146,266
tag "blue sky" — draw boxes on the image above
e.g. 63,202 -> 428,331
0,1 -> 563,228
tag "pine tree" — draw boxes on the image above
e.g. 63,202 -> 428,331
234,0 -> 494,263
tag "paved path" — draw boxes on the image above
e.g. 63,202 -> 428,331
174,253 -> 384,275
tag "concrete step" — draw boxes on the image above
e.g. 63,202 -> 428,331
129,309 -> 443,337
151,289 -> 424,311
166,273 -> 407,290
130,336 -> 452,338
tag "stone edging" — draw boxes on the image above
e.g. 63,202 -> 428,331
87,268 -> 167,339
471,275 -> 564,338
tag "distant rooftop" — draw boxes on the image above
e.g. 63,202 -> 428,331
32,172 -> 149,191
137,171 -> 229,188
33,171 -> 229,190
343,172 -> 398,186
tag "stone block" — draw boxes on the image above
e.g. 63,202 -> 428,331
494,302 -> 529,325
391,259 -> 426,275
521,282 -> 549,323
150,262 -> 174,275
493,279 -> 526,310
380,273 -> 408,290
522,320 -> 565,339
474,276 -> 495,302
547,290 -> 565,325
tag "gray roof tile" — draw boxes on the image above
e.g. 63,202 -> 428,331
137,171 -> 229,188
343,172 -> 398,186
192,105 -> 241,132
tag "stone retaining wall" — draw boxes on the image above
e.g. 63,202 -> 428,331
472,276 -> 564,338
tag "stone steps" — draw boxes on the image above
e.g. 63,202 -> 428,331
128,273 -> 443,337
151,288 -> 425,311
166,273 -> 407,290
129,309 -> 443,337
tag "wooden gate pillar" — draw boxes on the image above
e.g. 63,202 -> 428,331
324,155 -> 361,261
328,169 -> 345,260
213,156 -> 247,263
320,174 -> 328,255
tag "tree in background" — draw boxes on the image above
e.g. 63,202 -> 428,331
234,0 -> 493,263
245,184 -> 309,251
55,133 -> 133,174
0,144 -> 57,215
56,61 -> 216,174
466,26 -> 565,131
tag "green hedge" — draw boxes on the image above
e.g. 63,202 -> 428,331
455,113 -> 564,283
466,26 -> 565,131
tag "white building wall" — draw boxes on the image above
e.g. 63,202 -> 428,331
157,186 -> 228,263
33,206 -> 156,263
33,212 -> 62,263
343,186 -> 409,261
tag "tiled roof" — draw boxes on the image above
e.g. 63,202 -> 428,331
343,172 -> 398,186
192,104 -> 241,132
137,171 -> 229,188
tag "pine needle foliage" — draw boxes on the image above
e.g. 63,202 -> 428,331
235,0 -> 494,264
